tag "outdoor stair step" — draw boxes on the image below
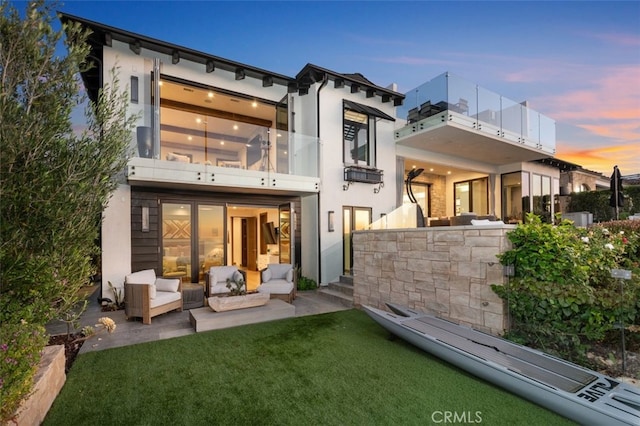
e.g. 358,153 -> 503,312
317,288 -> 353,308
338,275 -> 353,285
327,281 -> 354,296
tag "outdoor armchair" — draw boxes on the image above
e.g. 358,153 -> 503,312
257,263 -> 295,303
206,265 -> 246,296
124,269 -> 182,325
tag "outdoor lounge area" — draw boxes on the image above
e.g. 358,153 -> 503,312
45,286 -> 350,354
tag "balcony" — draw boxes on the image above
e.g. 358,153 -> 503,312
128,118 -> 320,195
395,72 -> 556,166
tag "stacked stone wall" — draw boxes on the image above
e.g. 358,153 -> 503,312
352,225 -> 514,335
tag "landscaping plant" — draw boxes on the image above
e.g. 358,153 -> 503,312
492,213 -> 640,366
0,1 -> 135,421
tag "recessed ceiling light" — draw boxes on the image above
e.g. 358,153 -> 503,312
252,101 -> 257,108
220,141 -> 225,145
447,171 -> 452,175
188,136 -> 192,141
196,118 -> 202,124
233,124 -> 238,130
412,165 -> 416,169
158,81 -> 163,86
208,92 -> 214,98
429,168 -> 434,172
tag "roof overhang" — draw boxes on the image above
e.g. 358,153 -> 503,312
58,12 -> 295,102
344,100 -> 395,122
295,63 -> 405,106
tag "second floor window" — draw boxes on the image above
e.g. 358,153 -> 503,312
343,104 -> 376,167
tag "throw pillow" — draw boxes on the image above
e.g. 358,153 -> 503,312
262,268 -> 272,283
156,278 -> 180,292
286,269 -> 294,283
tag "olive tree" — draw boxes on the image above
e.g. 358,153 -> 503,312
0,1 -> 135,419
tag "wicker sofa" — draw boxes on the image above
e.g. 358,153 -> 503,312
124,269 -> 182,325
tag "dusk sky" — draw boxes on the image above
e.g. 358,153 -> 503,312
47,1 -> 640,175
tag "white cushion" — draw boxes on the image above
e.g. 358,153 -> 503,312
258,280 -> 294,295
150,290 -> 181,308
285,269 -> 294,283
233,270 -> 244,283
156,278 -> 180,293
125,269 -> 156,285
166,152 -> 190,162
210,266 -> 239,284
471,219 -> 505,226
261,268 -> 272,282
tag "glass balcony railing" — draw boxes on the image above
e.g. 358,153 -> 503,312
397,72 -> 555,153
368,203 -> 419,230
131,113 -> 319,178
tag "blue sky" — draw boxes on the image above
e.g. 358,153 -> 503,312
46,1 -> 640,174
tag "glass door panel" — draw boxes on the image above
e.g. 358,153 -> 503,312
161,203 -> 192,281
279,203 -> 293,265
343,208 -> 352,275
198,205 -> 225,282
343,206 -> 371,275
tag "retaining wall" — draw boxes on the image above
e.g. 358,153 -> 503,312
352,224 -> 514,335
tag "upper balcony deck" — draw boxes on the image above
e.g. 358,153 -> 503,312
127,77 -> 320,195
395,72 -> 556,166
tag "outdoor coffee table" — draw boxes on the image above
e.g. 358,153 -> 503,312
189,299 -> 295,332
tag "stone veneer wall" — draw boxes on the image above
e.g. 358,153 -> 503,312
352,224 -> 515,335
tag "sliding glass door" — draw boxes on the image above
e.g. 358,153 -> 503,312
161,203 -> 193,281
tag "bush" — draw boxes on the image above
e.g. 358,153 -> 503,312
0,1 -> 135,417
297,276 -> 318,291
567,185 -> 639,221
0,323 -> 48,423
492,213 -> 640,362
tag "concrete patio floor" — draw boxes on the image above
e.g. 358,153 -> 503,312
45,287 -> 351,354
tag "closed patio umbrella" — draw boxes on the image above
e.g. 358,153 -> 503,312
609,165 -> 624,220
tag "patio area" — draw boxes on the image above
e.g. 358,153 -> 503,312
45,286 -> 350,354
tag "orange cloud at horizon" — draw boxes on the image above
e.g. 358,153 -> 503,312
555,143 -> 640,175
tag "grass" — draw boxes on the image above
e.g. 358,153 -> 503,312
43,310 -> 575,425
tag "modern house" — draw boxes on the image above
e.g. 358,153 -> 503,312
61,13 -> 560,303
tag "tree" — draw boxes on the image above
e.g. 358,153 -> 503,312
0,1 -> 135,419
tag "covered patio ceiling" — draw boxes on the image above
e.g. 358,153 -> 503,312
396,124 -> 551,166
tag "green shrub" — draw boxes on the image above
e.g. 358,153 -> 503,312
297,276 -> 318,291
492,213 -> 640,362
567,185 -> 639,221
0,323 -> 48,423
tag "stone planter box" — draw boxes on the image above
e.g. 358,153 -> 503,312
11,345 -> 66,425
208,292 -> 269,312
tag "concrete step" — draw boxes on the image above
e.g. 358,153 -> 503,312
317,288 -> 353,308
338,275 -> 353,285
327,281 -> 354,297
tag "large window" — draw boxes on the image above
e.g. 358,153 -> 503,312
343,105 -> 376,166
501,171 -> 530,224
454,177 -> 488,215
532,173 -> 552,222
155,77 -> 283,171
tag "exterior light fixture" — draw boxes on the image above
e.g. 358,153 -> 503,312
141,206 -> 149,232
235,68 -> 245,80
328,211 -> 335,232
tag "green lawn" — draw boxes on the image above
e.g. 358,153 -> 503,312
44,310 -> 575,425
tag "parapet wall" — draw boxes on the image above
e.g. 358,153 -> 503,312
352,225 -> 514,335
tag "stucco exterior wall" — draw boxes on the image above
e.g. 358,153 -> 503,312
352,225 -> 515,335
